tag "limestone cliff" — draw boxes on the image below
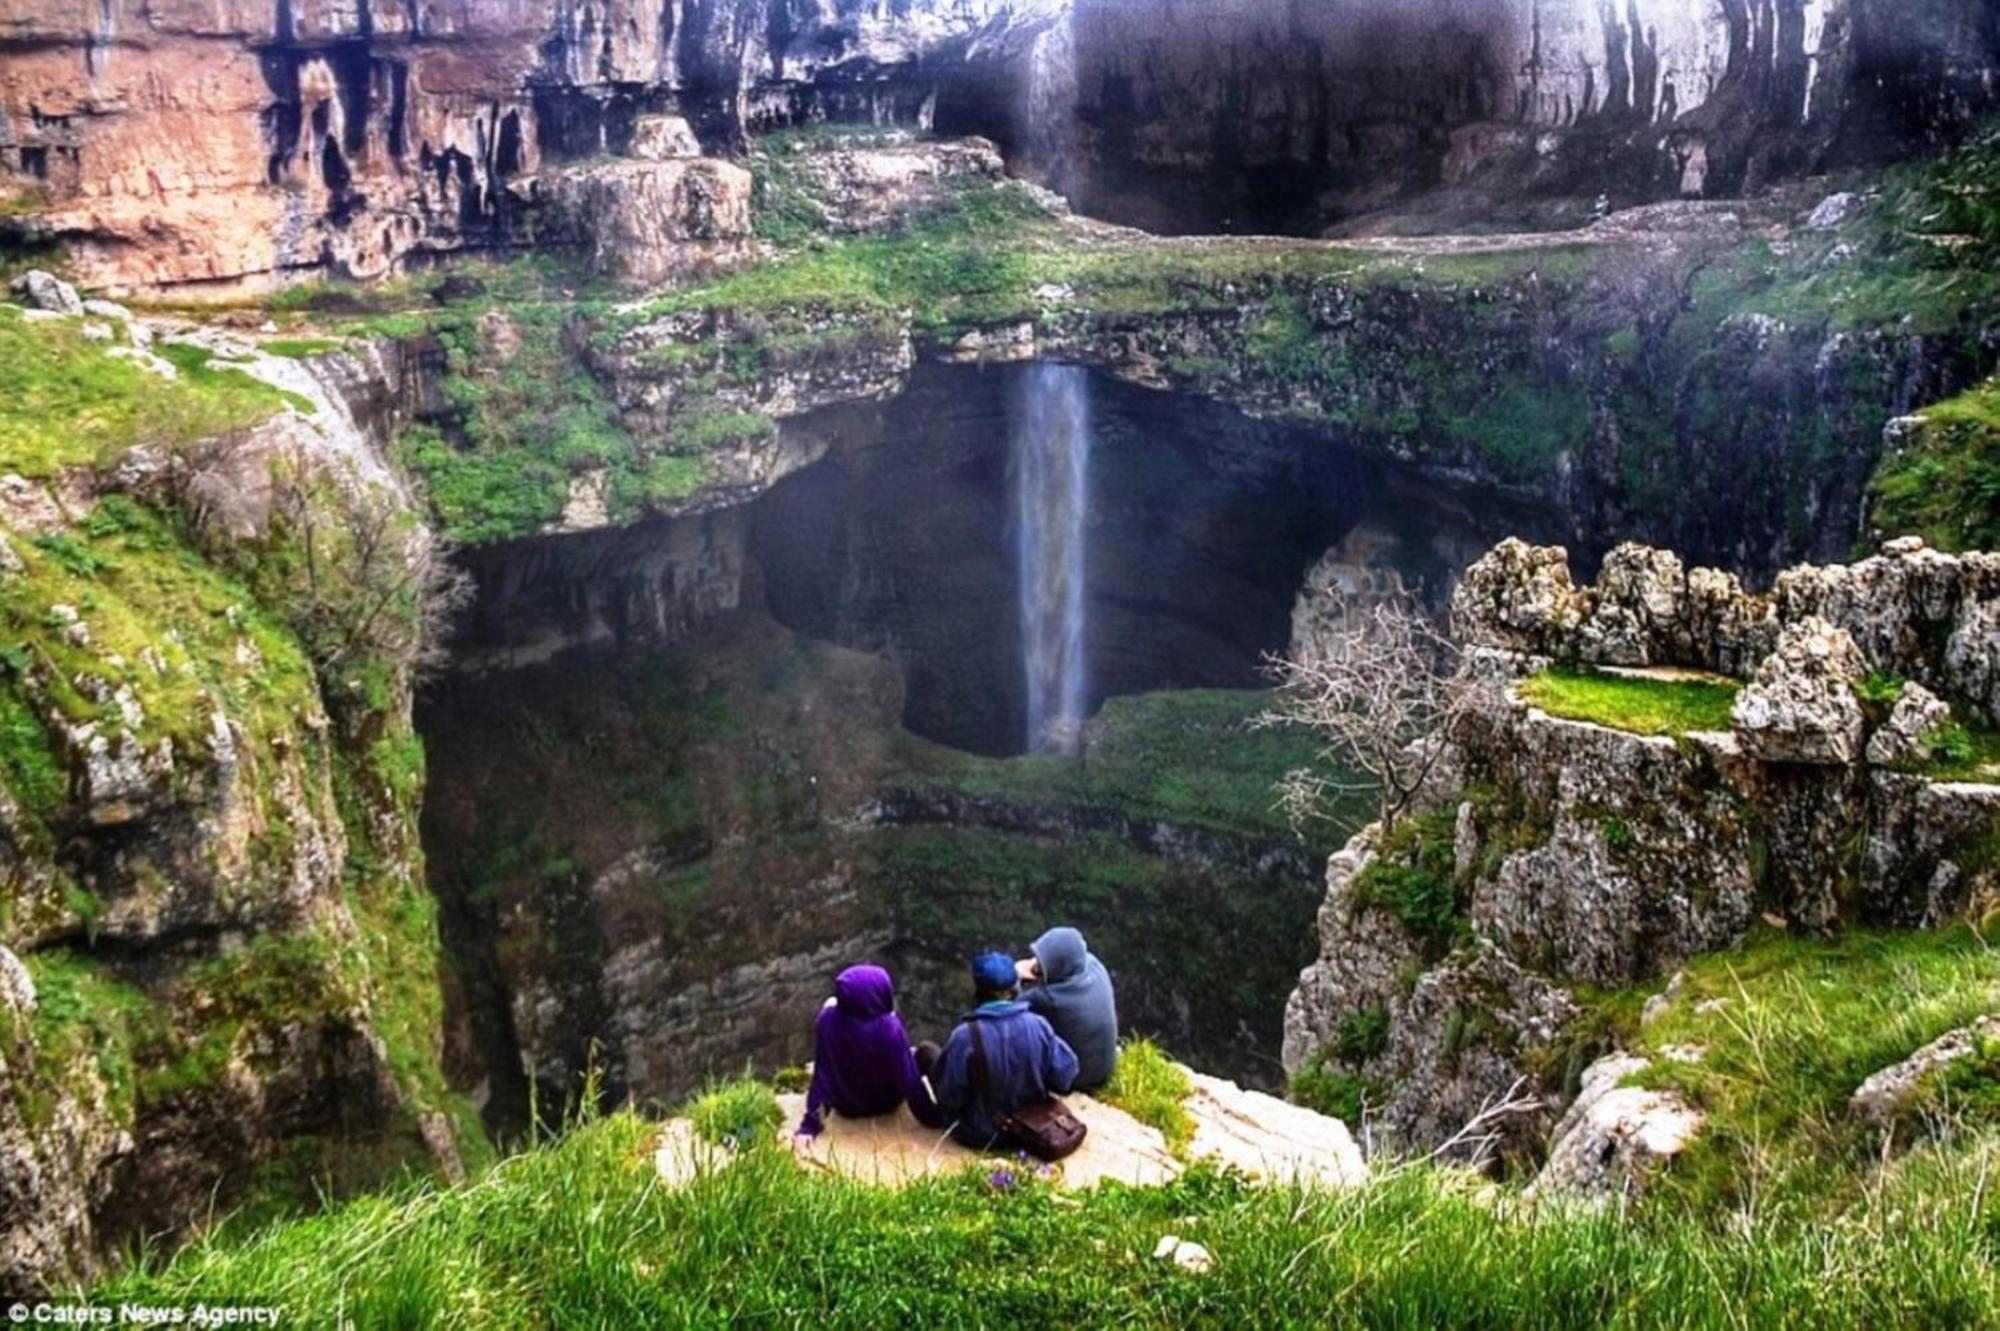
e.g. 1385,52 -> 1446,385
1282,537 -> 2000,1164
6,0 -> 1998,293
0,279 -> 474,1292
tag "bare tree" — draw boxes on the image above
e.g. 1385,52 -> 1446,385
1258,601 -> 1501,834
265,460 -> 470,683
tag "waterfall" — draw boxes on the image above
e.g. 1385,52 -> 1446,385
1012,363 -> 1092,754
1021,3 -> 1079,198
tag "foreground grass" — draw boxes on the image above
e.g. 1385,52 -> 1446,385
1518,668 -> 1740,736
93,1109 -> 2000,1327
1099,1038 -> 1195,1151
1606,925 -> 2000,1220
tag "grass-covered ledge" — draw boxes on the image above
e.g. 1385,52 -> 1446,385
1516,667 -> 1741,737
89,1096 -> 2000,1325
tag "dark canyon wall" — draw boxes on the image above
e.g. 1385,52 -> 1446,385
6,0 -> 1998,290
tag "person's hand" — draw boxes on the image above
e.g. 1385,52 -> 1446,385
1016,957 -> 1040,984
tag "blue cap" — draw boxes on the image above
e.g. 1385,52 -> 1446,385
971,952 -> 1017,990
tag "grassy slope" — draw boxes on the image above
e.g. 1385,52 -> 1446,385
1590,927 -> 2000,1222
94,1103 -> 2000,1327
1869,377 -> 2000,553
0,305 -> 296,477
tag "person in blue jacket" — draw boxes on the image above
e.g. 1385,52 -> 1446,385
932,951 -> 1079,1149
1018,926 -> 1119,1090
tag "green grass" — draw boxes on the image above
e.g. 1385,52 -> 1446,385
685,1079 -> 783,1151
90,1108 -> 2000,1326
1518,668 -> 1741,737
0,305 -> 296,477
907,689 -> 1364,851
1099,1039 -> 1195,1152
259,337 -> 348,360
1599,926 -> 2000,1219
1868,378 -> 2000,553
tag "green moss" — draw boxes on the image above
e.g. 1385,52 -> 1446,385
1098,1038 -> 1194,1152
1867,379 -> 2000,553
1518,668 -> 1740,736
259,338 -> 348,360
18,949 -> 145,1127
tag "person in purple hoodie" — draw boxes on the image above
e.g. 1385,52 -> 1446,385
794,964 -> 945,1138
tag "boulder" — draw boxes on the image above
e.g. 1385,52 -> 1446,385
1865,681 -> 1954,768
1533,1053 -> 1702,1201
1731,617 -> 1868,764
12,270 -> 82,316
1850,1016 -> 2000,1125
539,158 -> 754,287
1451,539 -> 1583,656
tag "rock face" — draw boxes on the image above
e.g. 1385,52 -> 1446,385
1286,536 -> 2000,1165
0,0 -> 1027,293
1045,0 -> 2000,234
7,0 -> 1997,291
0,315 -> 465,1291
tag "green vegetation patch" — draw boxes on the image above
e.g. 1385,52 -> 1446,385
1099,1038 -> 1194,1152
1518,668 -> 1740,737
686,1078 -> 783,1151
1599,926 -> 2000,1219
1349,806 -> 1465,953
905,689 -> 1363,851
1867,378 -> 2000,553
97,1108 -> 2000,1327
0,305 -> 295,478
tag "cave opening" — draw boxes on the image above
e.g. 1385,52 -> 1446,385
418,364 -> 1546,1124
749,361 -> 1509,756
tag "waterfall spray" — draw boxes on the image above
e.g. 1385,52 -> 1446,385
1013,363 -> 1092,754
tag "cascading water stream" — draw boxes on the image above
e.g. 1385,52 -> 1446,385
1012,363 -> 1092,754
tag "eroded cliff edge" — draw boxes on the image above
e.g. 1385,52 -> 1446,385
1283,536 -> 2000,1179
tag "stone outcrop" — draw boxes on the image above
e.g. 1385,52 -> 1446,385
1731,619 -> 1870,766
0,304 -> 464,1291
1850,1016 -> 2000,1126
1533,1053 -> 1702,1202
1287,536 -> 2000,1166
690,1061 -> 1367,1193
1454,537 -> 2000,725
534,157 -> 755,286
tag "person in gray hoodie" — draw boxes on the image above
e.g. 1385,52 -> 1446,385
1018,926 -> 1119,1089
